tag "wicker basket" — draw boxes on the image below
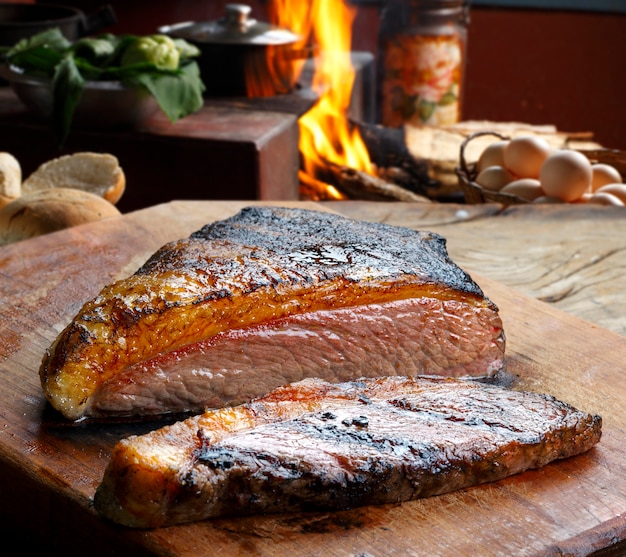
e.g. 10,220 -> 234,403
455,131 -> 529,205
456,130 -> 626,205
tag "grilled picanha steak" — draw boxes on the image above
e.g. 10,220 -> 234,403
93,375 -> 602,528
40,206 -> 505,421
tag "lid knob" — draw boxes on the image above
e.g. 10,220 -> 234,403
224,4 -> 255,29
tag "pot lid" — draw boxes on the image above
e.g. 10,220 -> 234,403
161,4 -> 300,46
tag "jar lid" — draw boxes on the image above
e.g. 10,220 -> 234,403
402,0 -> 470,22
160,4 -> 301,46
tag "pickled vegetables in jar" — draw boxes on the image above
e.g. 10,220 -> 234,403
378,0 -> 469,128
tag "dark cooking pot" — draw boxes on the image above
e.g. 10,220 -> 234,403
158,3 -> 311,98
0,3 -> 117,47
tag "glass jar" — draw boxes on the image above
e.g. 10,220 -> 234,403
377,0 -> 470,127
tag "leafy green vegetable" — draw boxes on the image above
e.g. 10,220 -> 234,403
52,56 -> 85,145
120,34 -> 180,71
1,29 -> 69,78
1,29 -> 206,145
132,62 -> 204,122
172,38 -> 201,60
3,37 -> 66,77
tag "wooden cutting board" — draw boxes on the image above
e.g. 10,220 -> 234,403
1,200 -> 625,557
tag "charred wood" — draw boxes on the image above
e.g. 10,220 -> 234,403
351,120 -> 440,197
322,160 -> 431,202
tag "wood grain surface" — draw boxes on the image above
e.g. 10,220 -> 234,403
330,201 -> 626,336
1,200 -> 625,557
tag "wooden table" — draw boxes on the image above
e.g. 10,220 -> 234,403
329,201 -> 626,336
1,200 -> 625,557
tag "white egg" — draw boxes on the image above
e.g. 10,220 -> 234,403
475,165 -> 516,192
500,178 -> 543,201
477,140 -> 509,172
503,135 -> 552,178
539,150 -> 592,202
586,192 -> 625,206
591,164 -> 623,192
596,183 -> 626,203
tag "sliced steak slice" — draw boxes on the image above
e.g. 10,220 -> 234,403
93,375 -> 602,528
40,206 -> 505,421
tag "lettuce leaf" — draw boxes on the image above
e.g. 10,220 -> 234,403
51,56 -> 85,145
129,62 -> 205,122
1,29 -> 206,146
2,28 -> 69,77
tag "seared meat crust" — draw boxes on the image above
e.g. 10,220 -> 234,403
40,206 -> 504,420
93,375 -> 602,528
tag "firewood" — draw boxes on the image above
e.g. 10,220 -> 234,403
351,120 -> 439,197
322,160 -> 431,202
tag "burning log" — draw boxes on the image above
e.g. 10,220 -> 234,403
352,120 -> 440,198
321,160 -> 431,202
297,116 -> 436,202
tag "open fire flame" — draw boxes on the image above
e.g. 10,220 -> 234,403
265,0 -> 374,199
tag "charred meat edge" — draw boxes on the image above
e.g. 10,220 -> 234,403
40,206 -> 502,420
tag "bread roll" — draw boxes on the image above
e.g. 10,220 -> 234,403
21,152 -> 125,204
0,188 -> 121,245
0,152 -> 22,209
